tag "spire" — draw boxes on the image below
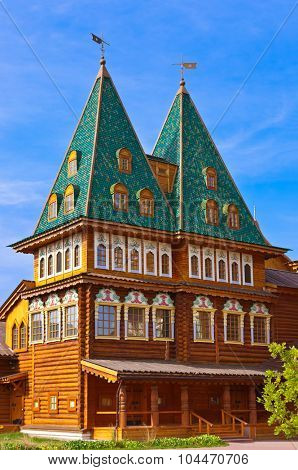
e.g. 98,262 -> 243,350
152,82 -> 268,245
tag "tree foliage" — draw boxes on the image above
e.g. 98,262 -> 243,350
260,343 -> 298,438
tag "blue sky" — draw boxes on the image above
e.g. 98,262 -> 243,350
0,0 -> 297,303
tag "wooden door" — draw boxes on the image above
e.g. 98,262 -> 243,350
11,392 -> 23,424
127,386 -> 146,426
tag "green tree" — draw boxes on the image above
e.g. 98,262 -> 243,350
260,343 -> 298,438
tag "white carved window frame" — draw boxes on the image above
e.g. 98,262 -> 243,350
223,309 -> 246,344
152,294 -> 175,341
124,292 -> 149,341
250,312 -> 271,346
242,254 -> 254,286
192,307 -> 216,343
29,309 -> 44,345
216,249 -> 228,283
159,243 -> 172,278
62,302 -> 79,340
202,247 -> 215,281
229,251 -> 241,285
73,233 -> 82,271
55,240 -> 63,276
94,232 -> 110,270
38,247 -> 46,281
127,237 -> 142,274
188,245 -> 201,279
94,289 -> 122,340
144,241 -> 157,276
64,237 -> 73,273
45,305 -> 62,343
112,235 -> 126,272
47,244 -> 55,279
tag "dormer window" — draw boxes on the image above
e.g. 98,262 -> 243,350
64,185 -> 75,214
68,150 -> 78,177
206,200 -> 218,225
117,148 -> 132,174
111,183 -> 128,211
206,167 -> 217,190
228,204 -> 239,229
48,194 -> 58,221
139,188 -> 154,217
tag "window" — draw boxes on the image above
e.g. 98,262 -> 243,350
242,254 -> 253,286
249,303 -> 270,345
226,313 -> 241,342
48,254 -> 54,277
68,150 -> 78,177
74,245 -> 80,268
95,305 -> 116,337
31,312 -> 43,343
218,260 -> 226,281
223,299 -> 245,343
64,185 -> 75,214
114,246 -> 124,270
39,257 -> 45,279
192,296 -> 215,342
12,324 -> 18,350
117,148 -> 132,174
64,305 -> 78,338
146,251 -> 155,274
161,253 -> 170,275
231,262 -> 239,283
32,398 -> 40,413
68,398 -> 77,412
130,249 -> 139,272
191,255 -> 199,277
65,248 -> 71,271
205,258 -> 213,278
97,244 -> 107,268
20,322 -> 26,349
205,167 -> 217,190
48,393 -> 58,413
254,317 -> 266,344
152,293 -> 175,340
244,264 -> 252,284
47,309 -> 60,341
139,189 -> 154,217
48,194 -> 58,221
206,200 -> 218,225
56,251 -> 62,274
127,307 -> 145,337
194,311 -> 212,340
155,309 -> 171,338
228,204 -> 239,229
112,183 -> 128,211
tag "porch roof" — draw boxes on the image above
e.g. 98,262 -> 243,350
0,371 -> 27,384
81,358 -> 268,381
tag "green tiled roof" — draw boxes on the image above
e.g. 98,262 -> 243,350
153,85 -> 267,246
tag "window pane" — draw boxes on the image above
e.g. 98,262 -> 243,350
231,262 -> 239,282
48,309 -> 60,340
56,252 -> 62,273
114,247 -> 123,269
130,249 -> 139,271
146,251 -> 155,273
254,317 -> 266,343
12,326 -> 18,350
32,313 -> 43,342
191,255 -> 199,276
74,245 -> 80,268
20,323 -> 26,349
65,305 -> 78,337
226,314 -> 241,342
161,254 -> 169,275
128,307 -> 145,337
96,305 -> 116,336
65,248 -> 71,270
218,260 -> 226,280
195,312 -> 211,340
155,309 -> 171,338
205,258 -> 213,278
244,264 -> 252,284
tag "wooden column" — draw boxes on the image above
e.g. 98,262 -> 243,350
151,384 -> 159,427
181,385 -> 190,426
249,385 -> 257,425
119,384 -> 127,429
222,384 -> 231,423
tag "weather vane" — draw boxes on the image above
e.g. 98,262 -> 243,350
91,33 -> 110,60
173,58 -> 197,83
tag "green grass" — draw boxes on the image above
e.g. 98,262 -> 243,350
0,432 -> 226,450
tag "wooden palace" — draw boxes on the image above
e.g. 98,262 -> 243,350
0,52 -> 297,441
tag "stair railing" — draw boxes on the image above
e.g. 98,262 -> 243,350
190,411 -> 213,434
221,409 -> 248,437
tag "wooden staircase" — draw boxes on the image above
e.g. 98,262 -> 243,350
190,409 -> 251,441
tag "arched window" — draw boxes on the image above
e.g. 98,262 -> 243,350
244,263 -> 252,284
56,252 -> 62,273
39,257 -> 45,279
64,185 -> 75,214
191,255 -> 199,277
114,246 -> 123,270
231,262 -> 239,282
48,194 -> 58,221
97,244 -> 107,268
206,200 -> 218,225
161,253 -> 170,275
205,257 -> 213,278
117,148 -> 132,174
146,251 -> 155,274
206,167 -> 217,190
68,150 -> 78,177
228,204 -> 239,229
218,259 -> 226,280
74,245 -> 80,268
48,254 -> 53,276
112,183 -> 128,211
139,189 -> 154,217
130,249 -> 139,272
20,322 -> 26,349
12,324 -> 18,350
65,248 -> 71,271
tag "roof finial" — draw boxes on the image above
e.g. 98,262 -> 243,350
91,33 -> 110,66
173,58 -> 197,87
